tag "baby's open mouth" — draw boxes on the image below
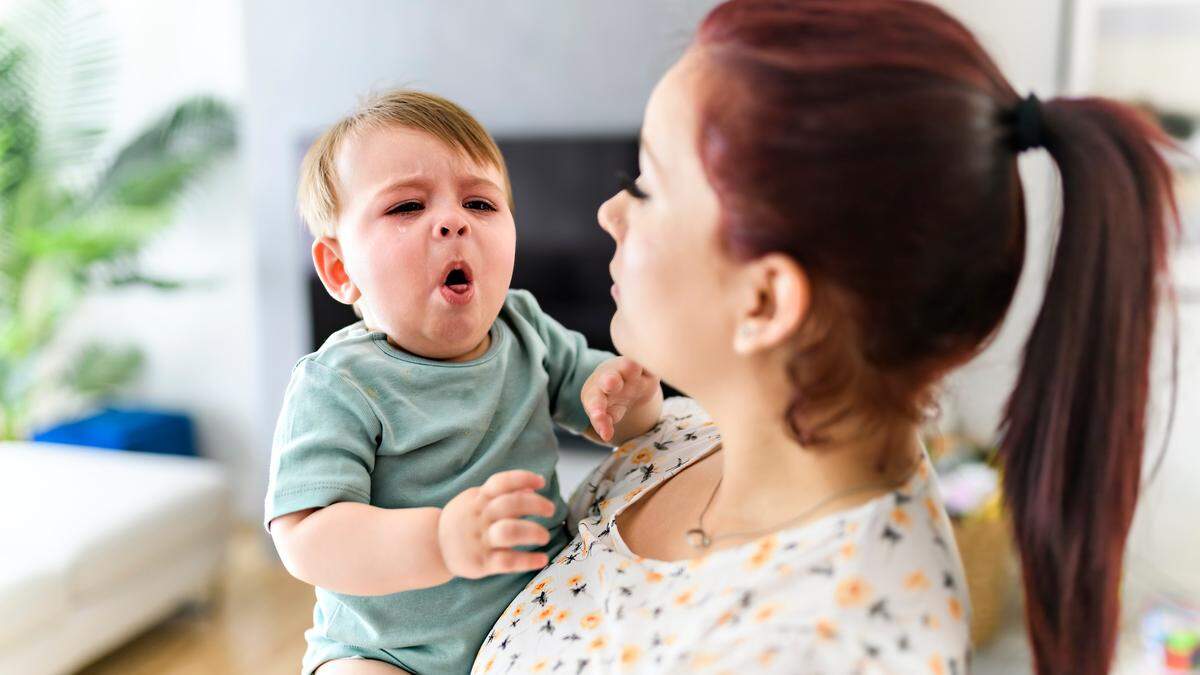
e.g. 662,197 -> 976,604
442,263 -> 473,295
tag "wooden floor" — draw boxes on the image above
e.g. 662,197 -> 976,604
78,524 -> 315,675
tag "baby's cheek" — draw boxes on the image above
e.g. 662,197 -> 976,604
483,230 -> 516,290
367,248 -> 425,312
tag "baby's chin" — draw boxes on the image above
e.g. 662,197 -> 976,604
376,285 -> 507,360
431,324 -> 490,360
378,310 -> 491,361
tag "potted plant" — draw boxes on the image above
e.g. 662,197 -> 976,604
0,0 -> 236,440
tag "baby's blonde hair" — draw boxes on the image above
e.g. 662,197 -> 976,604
297,89 -> 512,238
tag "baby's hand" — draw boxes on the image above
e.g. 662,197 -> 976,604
583,356 -> 661,443
437,470 -> 556,579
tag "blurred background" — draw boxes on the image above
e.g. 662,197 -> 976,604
0,1 -> 1196,674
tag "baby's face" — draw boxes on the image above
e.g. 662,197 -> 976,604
331,126 -> 515,360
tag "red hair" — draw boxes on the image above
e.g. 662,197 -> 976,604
694,1 -> 1180,673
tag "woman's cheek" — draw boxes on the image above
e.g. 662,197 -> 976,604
614,238 -> 675,362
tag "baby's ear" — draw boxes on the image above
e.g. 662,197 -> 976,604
312,236 -> 362,305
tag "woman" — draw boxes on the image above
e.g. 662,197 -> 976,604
473,0 -> 1181,673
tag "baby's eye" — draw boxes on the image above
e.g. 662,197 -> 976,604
463,199 -> 497,212
386,201 -> 423,216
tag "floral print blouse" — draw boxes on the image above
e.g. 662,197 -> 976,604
473,398 -> 971,674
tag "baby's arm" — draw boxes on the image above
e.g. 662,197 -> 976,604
509,290 -> 660,444
270,504 -> 447,594
270,470 -> 555,596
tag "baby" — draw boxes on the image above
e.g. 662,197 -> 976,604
264,90 -> 662,675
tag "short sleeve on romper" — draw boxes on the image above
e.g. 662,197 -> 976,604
263,358 -> 381,532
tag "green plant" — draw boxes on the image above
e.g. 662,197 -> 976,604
0,0 -> 236,440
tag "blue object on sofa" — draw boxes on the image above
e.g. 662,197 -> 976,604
32,408 -> 198,456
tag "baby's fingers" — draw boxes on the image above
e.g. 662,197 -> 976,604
613,356 -> 647,383
486,549 -> 550,575
589,411 -> 614,443
481,470 -> 546,498
597,367 -> 626,396
584,390 -> 614,441
487,518 -> 552,549
483,491 -> 556,522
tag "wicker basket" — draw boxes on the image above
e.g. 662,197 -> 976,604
951,514 -> 1016,648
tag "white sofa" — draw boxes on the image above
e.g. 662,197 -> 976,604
0,442 -> 231,675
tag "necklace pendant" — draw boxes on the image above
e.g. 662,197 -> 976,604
685,528 -> 712,549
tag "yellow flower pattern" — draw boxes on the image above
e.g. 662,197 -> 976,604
471,398 -> 970,674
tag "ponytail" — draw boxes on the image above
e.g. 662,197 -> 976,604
999,97 -> 1181,674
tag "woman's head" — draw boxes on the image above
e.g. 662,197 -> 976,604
599,53 -> 742,405
603,0 -> 1031,444
600,1 -> 1180,672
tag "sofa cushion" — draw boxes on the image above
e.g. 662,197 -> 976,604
0,442 -> 230,607
0,547 -> 69,647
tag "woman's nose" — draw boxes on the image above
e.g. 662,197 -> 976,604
597,194 -> 623,241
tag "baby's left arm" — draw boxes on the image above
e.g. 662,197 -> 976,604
510,289 -> 661,443
581,356 -> 663,446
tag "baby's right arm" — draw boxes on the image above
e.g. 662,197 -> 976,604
269,470 -> 555,595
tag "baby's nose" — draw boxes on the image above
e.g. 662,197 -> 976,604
434,220 -> 470,238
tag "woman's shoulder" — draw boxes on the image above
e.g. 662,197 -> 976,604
565,397 -> 719,531
654,454 -> 971,673
576,398 -> 716,490
612,397 -> 717,469
746,460 -> 972,672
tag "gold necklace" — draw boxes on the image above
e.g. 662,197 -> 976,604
684,474 -> 907,550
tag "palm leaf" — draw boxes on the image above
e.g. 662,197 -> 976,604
0,28 -> 37,203
95,95 -> 237,209
62,342 -> 143,398
0,0 -> 236,438
0,173 -> 73,303
15,204 -> 163,267
6,0 -> 116,186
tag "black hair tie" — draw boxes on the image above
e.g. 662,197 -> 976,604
1012,93 -> 1044,153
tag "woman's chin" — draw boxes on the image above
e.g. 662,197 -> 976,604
609,314 -> 627,354
610,316 -> 648,367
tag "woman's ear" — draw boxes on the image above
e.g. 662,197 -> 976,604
732,253 -> 809,355
312,237 -> 362,305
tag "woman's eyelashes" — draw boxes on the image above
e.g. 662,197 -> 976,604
617,171 -> 649,200
384,198 -> 497,216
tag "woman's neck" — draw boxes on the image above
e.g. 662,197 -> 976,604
695,380 -> 922,538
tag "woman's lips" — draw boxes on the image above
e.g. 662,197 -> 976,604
611,283 -> 620,302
